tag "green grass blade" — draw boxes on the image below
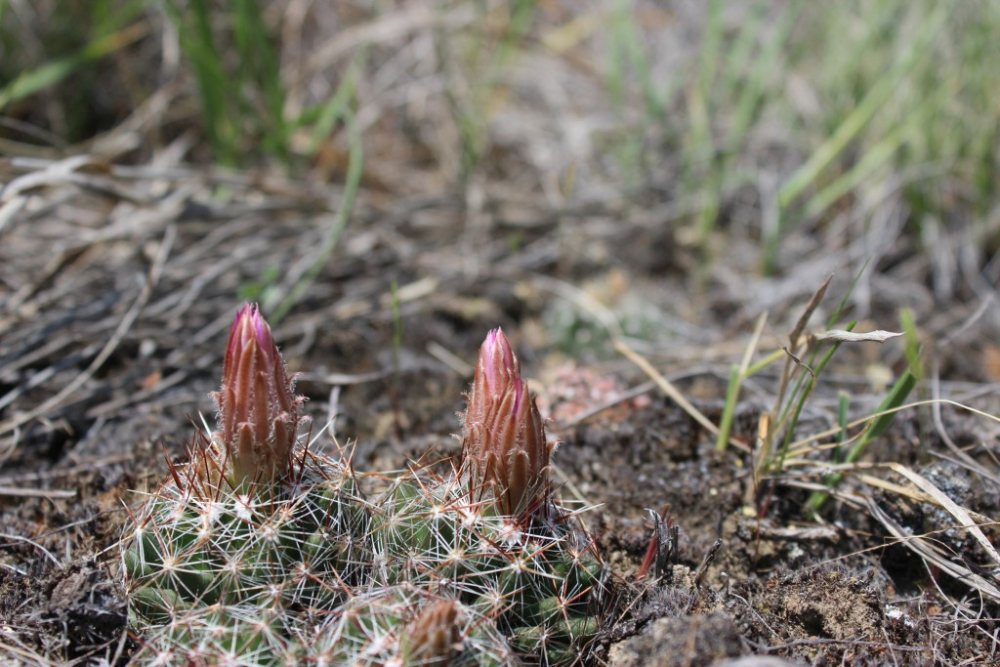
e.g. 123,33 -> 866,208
807,368 -> 917,513
833,390 -> 849,464
0,22 -> 146,111
774,323 -> 854,472
306,53 -> 364,154
270,107 -> 364,324
777,5 -> 947,211
715,364 -> 742,452
848,370 -> 917,461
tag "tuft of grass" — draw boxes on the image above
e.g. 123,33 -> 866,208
161,0 -> 289,164
592,1 -> 999,275
768,4 -> 949,273
804,307 -> 922,512
735,265 -> 917,517
805,367 -> 917,513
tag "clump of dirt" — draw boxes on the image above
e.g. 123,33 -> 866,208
608,613 -> 744,667
731,568 -> 886,651
0,558 -> 126,661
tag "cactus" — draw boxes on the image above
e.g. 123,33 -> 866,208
122,305 -> 375,663
375,473 -> 603,665
375,329 -> 605,665
121,311 -> 605,666
282,586 -> 516,666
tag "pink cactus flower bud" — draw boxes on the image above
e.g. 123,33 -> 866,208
215,303 -> 302,484
462,328 -> 553,520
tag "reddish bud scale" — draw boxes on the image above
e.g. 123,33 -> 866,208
215,303 -> 302,484
462,328 -> 553,520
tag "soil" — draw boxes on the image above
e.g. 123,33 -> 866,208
2,198 -> 999,666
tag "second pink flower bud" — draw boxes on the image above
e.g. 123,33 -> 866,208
462,328 -> 554,520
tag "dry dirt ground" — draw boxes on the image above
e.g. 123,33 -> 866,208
3,3 -> 1000,666
1,172 -> 999,666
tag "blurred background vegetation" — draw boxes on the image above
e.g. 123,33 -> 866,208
3,0 -> 1000,374
3,0 -> 998,267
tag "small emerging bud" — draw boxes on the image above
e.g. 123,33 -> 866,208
214,303 -> 302,484
399,599 -> 461,666
462,329 -> 553,519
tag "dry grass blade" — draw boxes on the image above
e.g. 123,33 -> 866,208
0,225 -> 176,438
0,487 -> 76,499
884,461 -> 1000,568
0,637 -> 56,667
0,195 -> 28,235
785,457 -> 1000,599
868,500 -> 1000,602
0,532 -> 59,566
812,329 -> 902,343
786,275 -> 832,352
807,460 -> 1000,568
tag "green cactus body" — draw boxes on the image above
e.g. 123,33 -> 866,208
287,586 -> 515,667
129,602 -> 290,667
124,451 -> 603,667
122,451 -> 374,662
374,475 -> 604,665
